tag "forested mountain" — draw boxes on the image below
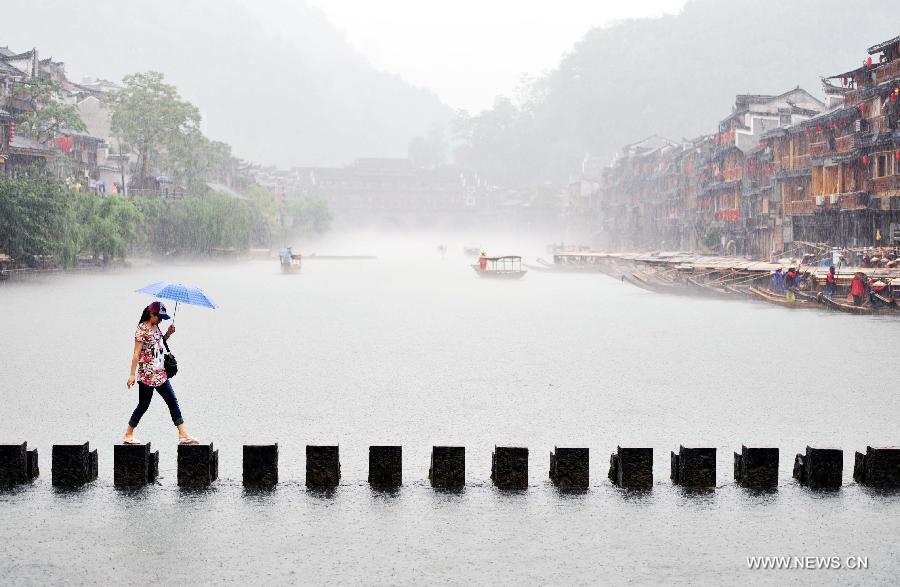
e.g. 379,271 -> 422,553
2,0 -> 452,167
453,0 -> 900,185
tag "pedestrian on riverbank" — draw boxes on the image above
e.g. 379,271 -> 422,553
826,266 -> 837,299
771,267 -> 785,295
124,301 -> 198,445
850,272 -> 867,306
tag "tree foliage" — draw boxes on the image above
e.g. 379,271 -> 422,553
0,174 -> 139,267
104,71 -> 202,184
245,185 -> 332,247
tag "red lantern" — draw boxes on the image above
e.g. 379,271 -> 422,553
860,103 -> 867,114
896,151 -> 900,162
892,93 -> 898,103
863,155 -> 870,166
867,56 -> 873,66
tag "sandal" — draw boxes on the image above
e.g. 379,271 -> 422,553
179,438 -> 200,445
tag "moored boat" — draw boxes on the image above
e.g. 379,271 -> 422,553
820,295 -> 878,315
280,248 -> 301,274
749,286 -> 816,308
473,255 -> 527,279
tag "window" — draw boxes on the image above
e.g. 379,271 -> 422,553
875,153 -> 890,178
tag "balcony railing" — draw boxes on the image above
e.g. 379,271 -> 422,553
809,141 -> 828,157
780,154 -> 811,170
835,134 -> 860,153
873,175 -> 900,193
874,60 -> 900,84
840,192 -> 868,209
786,199 -> 815,215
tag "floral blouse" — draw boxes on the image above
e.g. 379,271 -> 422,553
135,322 -> 167,387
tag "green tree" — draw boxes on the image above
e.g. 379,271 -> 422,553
105,71 -> 202,186
10,77 -> 86,143
0,174 -> 72,266
76,194 -> 143,262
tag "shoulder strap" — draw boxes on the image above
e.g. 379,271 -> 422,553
157,325 -> 172,353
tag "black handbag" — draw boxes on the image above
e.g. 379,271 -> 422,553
158,327 -> 178,378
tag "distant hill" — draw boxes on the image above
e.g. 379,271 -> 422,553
1,0 -> 452,167
459,0 -> 899,183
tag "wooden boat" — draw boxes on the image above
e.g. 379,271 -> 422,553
687,277 -> 734,298
749,286 -> 816,308
623,273 -> 694,296
523,262 -> 554,273
724,284 -> 753,298
280,249 -> 301,274
820,295 -> 876,315
789,288 -> 822,303
819,294 -> 898,315
472,255 -> 527,279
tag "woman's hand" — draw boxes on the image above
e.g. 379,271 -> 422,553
127,375 -> 135,389
165,324 -> 176,337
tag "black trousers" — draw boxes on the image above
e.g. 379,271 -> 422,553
129,379 -> 184,427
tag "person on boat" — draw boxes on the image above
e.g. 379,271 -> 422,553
281,247 -> 292,265
771,267 -> 785,295
825,266 -> 837,299
479,251 -> 488,271
124,301 -> 198,445
784,267 -> 797,301
863,253 -> 871,268
850,272 -> 867,306
869,279 -> 888,306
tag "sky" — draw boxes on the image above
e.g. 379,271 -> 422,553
241,0 -> 690,113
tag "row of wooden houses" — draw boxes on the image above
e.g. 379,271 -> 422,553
0,46 -> 119,190
590,34 -> 900,260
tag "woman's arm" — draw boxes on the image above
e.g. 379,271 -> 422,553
127,340 -> 141,388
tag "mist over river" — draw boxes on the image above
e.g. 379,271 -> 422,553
2,244 -> 900,585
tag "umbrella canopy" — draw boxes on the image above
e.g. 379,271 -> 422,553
135,281 -> 218,310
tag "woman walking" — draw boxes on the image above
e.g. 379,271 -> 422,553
125,301 -> 198,445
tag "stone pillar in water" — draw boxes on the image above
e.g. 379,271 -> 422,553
608,447 -> 653,489
670,446 -> 716,489
549,447 -> 589,489
792,446 -> 842,489
491,446 -> 528,489
177,443 -> 219,487
0,442 -> 39,487
243,444 -> 279,488
368,446 -> 402,488
734,446 -> 778,489
114,442 -> 159,488
853,446 -> 900,488
52,443 -> 98,487
429,446 -> 465,488
306,445 -> 340,488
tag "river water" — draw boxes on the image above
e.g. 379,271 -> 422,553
2,245 -> 899,585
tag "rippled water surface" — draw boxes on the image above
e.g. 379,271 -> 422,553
2,252 -> 899,585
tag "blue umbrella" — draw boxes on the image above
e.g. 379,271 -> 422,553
135,281 -> 218,318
